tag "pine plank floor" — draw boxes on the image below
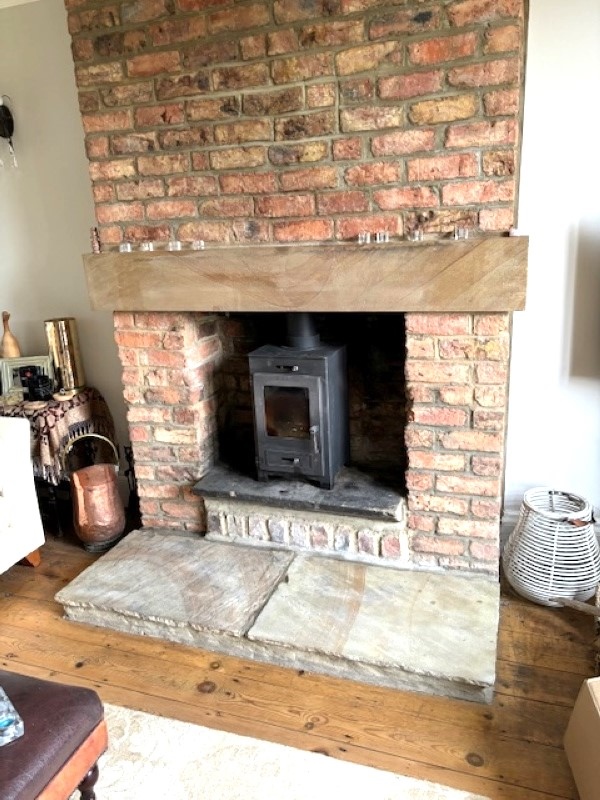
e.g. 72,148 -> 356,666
0,534 -> 595,799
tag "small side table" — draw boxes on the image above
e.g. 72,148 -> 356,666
0,386 -> 115,484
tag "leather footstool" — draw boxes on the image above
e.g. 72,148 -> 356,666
0,670 -> 108,800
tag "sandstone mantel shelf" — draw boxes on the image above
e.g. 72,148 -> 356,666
83,235 -> 528,313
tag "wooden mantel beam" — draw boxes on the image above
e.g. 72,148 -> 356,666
83,236 -> 528,313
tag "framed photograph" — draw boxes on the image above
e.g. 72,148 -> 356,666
0,356 -> 54,403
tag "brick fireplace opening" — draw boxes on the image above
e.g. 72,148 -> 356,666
218,311 -> 407,486
195,309 -> 410,565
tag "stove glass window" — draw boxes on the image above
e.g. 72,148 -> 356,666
264,386 -> 310,439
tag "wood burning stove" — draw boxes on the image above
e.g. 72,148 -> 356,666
249,314 -> 348,489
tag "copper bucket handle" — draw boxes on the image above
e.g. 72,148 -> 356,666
63,433 -> 120,475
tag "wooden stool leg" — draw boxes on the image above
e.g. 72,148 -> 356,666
77,762 -> 100,800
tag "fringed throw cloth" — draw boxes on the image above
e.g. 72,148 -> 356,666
0,387 -> 116,484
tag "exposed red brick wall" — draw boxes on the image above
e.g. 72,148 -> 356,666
405,312 -> 510,573
66,0 -> 525,246
114,311 -> 222,532
65,0 -> 526,573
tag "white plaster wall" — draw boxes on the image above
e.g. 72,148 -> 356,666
0,0 -> 128,446
0,0 -> 40,9
504,0 -> 600,518
1,0 -> 599,517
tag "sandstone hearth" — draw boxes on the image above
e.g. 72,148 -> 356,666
56,529 -> 500,704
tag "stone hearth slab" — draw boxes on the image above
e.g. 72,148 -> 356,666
55,529 -> 294,637
248,555 -> 498,688
55,529 -> 499,703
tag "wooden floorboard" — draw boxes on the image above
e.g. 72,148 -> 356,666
1,534 -> 595,800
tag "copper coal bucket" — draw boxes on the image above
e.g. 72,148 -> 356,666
64,433 -> 125,552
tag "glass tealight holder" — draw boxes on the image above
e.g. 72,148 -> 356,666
118,242 -> 132,252
454,226 -> 469,240
139,241 -> 155,251
191,240 -> 205,250
375,231 -> 389,243
357,231 -> 371,244
167,240 -> 182,251
407,228 -> 423,242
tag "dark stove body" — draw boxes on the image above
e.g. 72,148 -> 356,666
249,343 -> 348,489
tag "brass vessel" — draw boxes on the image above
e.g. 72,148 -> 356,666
45,317 -> 85,391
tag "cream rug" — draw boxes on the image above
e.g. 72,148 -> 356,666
76,703 -> 489,800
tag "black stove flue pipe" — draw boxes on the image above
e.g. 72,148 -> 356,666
285,312 -> 320,350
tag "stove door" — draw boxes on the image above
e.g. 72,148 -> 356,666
252,372 -> 325,479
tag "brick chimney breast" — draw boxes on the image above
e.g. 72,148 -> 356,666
70,0 -> 527,575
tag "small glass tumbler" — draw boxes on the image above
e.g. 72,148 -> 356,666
191,240 -> 205,250
454,226 -> 469,240
118,242 -> 132,252
407,228 -> 423,242
0,687 -> 24,747
167,240 -> 182,251
139,241 -> 154,252
375,231 -> 389,243
357,231 -> 371,244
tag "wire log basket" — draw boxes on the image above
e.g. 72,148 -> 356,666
502,488 -> 600,607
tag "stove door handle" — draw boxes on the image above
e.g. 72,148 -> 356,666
309,425 -> 320,455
